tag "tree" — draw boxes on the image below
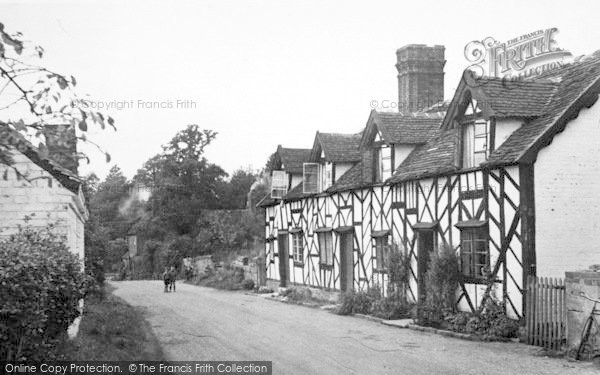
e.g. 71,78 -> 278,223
0,22 -> 113,171
134,125 -> 227,236
89,165 -> 131,240
220,168 -> 258,209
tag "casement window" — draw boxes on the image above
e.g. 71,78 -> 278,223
317,230 -> 334,267
271,170 -> 288,199
292,232 -> 304,265
372,232 -> 391,271
459,226 -> 489,279
303,163 -> 320,194
461,97 -> 490,168
462,118 -> 490,168
375,146 -> 392,183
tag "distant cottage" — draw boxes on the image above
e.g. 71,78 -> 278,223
259,44 -> 600,319
0,125 -> 87,260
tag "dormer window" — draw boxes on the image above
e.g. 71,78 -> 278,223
303,163 -> 320,194
375,145 -> 392,183
271,170 -> 288,199
461,97 -> 490,168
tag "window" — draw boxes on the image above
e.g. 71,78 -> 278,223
462,119 -> 489,168
271,170 -> 288,199
460,227 -> 489,279
303,163 -> 320,194
292,232 -> 304,265
374,235 -> 390,271
461,97 -> 489,168
267,239 -> 275,264
375,146 -> 392,183
318,231 -> 333,267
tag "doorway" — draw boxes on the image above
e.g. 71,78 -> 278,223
277,234 -> 289,287
339,232 -> 354,292
417,230 -> 435,301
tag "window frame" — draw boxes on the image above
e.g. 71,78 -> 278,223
317,230 -> 334,268
459,226 -> 490,281
271,170 -> 289,199
373,235 -> 390,272
303,163 -> 320,194
292,232 -> 304,266
374,145 -> 392,183
460,97 -> 490,169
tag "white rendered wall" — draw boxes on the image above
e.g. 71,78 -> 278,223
535,100 -> 600,278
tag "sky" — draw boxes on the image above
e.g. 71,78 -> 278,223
2,0 -> 600,180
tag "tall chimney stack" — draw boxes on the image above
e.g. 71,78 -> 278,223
42,124 -> 79,174
395,44 -> 445,113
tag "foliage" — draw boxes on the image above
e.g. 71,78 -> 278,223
53,287 -> 165,360
443,299 -> 520,339
257,286 -> 274,294
335,287 -> 382,315
220,168 -> 258,209
241,279 -> 255,290
195,209 -> 262,258
0,225 -> 90,361
416,244 -> 460,327
106,238 -> 128,270
281,287 -> 312,302
134,125 -> 226,235
196,265 -> 247,291
386,244 -> 411,301
0,22 -> 113,169
370,297 -> 414,320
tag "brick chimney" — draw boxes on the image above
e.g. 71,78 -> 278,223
395,44 -> 445,113
42,124 -> 79,174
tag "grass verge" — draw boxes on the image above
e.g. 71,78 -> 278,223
54,285 -> 165,360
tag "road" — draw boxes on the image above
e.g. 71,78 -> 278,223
112,281 -> 597,375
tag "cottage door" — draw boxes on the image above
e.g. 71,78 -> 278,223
277,234 -> 289,287
339,232 -> 354,292
417,230 -> 435,301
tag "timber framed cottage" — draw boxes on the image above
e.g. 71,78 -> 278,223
259,44 -> 600,319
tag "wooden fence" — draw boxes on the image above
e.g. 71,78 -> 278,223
525,276 -> 566,350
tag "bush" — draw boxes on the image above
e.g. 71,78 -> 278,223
241,279 -> 255,290
416,244 -> 459,326
281,287 -> 313,302
443,299 -> 520,339
387,245 -> 411,300
201,266 -> 246,290
0,226 -> 89,361
336,287 -> 382,315
257,286 -> 274,294
370,297 -> 414,320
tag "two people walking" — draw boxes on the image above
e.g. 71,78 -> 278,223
163,266 -> 176,292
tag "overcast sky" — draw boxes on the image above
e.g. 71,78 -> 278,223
3,0 -> 600,180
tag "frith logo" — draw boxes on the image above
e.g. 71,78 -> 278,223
464,28 -> 572,83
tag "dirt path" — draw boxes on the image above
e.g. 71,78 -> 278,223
112,280 -> 597,375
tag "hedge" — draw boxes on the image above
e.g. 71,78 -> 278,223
0,225 -> 90,360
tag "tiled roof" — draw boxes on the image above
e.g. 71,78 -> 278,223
365,111 -> 444,146
327,161 -> 370,193
256,193 -> 279,208
387,128 -> 459,183
476,78 -> 558,118
313,132 -> 361,163
278,146 -> 312,174
389,53 -> 600,181
283,181 -> 320,202
486,54 -> 600,165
